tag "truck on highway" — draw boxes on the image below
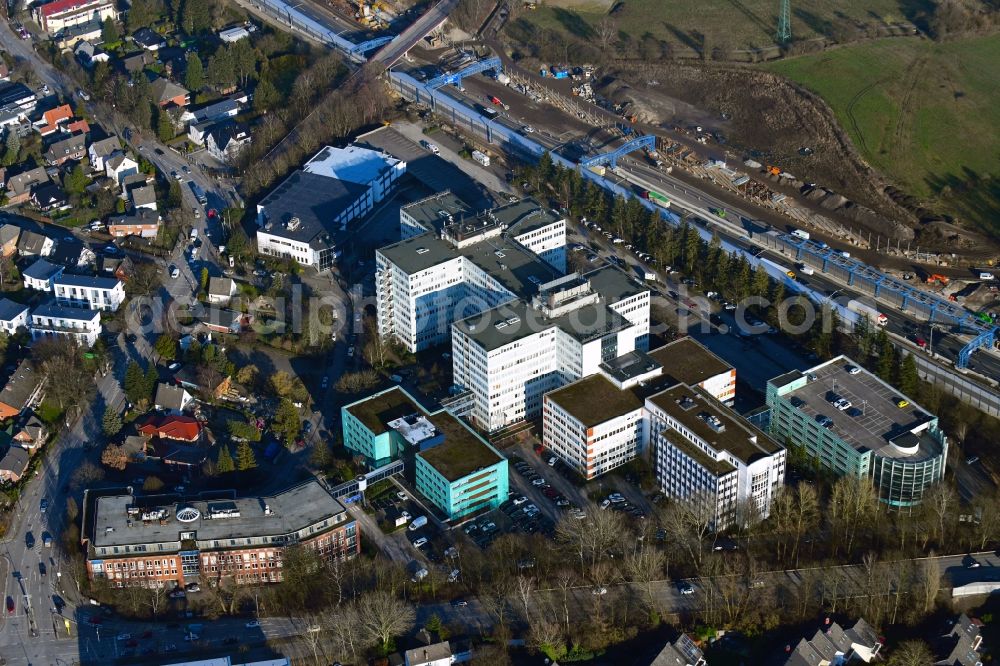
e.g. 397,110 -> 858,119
799,265 -> 815,276
635,265 -> 656,281
476,104 -> 499,120
495,71 -> 511,85
647,190 -> 670,209
472,150 -> 490,167
847,299 -> 888,327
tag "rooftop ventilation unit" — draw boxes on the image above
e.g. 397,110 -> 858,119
507,316 -> 520,325
495,321 -> 508,329
416,247 -> 430,255
676,396 -> 696,411
700,412 -> 726,433
286,217 -> 301,231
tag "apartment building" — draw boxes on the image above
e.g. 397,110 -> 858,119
646,384 -> 785,529
34,0 -> 116,35
766,355 -> 947,507
343,386 -> 509,519
648,338 -> 736,405
452,269 -> 650,433
82,480 -> 359,589
29,302 -> 101,347
53,274 -> 125,312
0,298 -> 29,334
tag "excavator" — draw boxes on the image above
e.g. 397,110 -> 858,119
926,273 -> 950,286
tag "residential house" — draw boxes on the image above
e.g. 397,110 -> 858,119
187,121 -> 212,146
129,184 -> 157,212
16,230 -> 55,258
206,277 -> 237,305
66,119 -> 89,135
30,182 -> 69,211
0,224 -> 20,257
53,20 -> 103,50
137,414 -> 202,443
173,364 -> 232,400
96,255 -> 134,281
404,642 -> 453,666
933,614 -> 983,666
121,52 -> 152,73
0,359 -> 44,421
53,274 -> 125,311
131,27 -> 165,51
6,167 -> 49,205
153,383 -> 193,415
180,97 -> 241,126
205,123 -> 250,162
196,307 -> 250,334
780,618 -> 882,665
29,302 -> 102,347
0,298 -> 29,333
120,172 -> 152,195
44,133 -> 87,166
33,0 -> 116,35
74,40 -> 110,67
0,82 -> 37,129
12,413 -> 46,450
105,152 -> 139,186
108,209 -> 159,238
22,258 -> 64,291
150,77 -> 190,108
88,136 -> 120,172
0,444 -> 29,482
35,104 -> 73,137
648,634 -> 705,666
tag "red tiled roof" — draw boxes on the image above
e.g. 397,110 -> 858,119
40,0 -> 102,17
137,415 -> 202,442
66,119 -> 90,134
43,105 -> 73,125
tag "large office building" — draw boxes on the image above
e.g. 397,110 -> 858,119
256,145 -> 405,270
453,268 -> 650,433
82,481 -> 358,589
767,355 -> 947,507
342,386 -> 508,519
646,384 -> 786,529
376,196 -> 568,353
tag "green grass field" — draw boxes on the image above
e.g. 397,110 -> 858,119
524,0 -> 912,53
767,35 -> 1000,236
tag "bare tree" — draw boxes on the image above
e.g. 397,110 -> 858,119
625,546 -> 666,611
515,575 -> 534,623
971,489 -> 1000,550
596,17 -> 618,52
917,554 -> 940,613
146,585 -> 167,619
356,590 -> 415,653
887,639 -> 934,665
554,510 -> 623,573
923,483 -> 958,546
660,491 -> 716,573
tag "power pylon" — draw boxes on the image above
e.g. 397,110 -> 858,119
776,0 -> 791,45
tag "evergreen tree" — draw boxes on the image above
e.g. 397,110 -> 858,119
751,264 -> 771,298
2,130 -> 20,166
272,399 -> 301,446
144,364 -> 158,401
252,76 -> 279,113
123,361 -> 145,404
200,267 -> 209,292
63,164 -> 88,196
181,0 -> 212,34
898,352 -> 920,396
156,108 -> 174,143
217,445 -> 235,473
184,53 -> 204,91
102,408 -> 123,436
154,334 -> 177,361
236,440 -> 257,471
875,330 -> 896,381
101,17 -> 119,43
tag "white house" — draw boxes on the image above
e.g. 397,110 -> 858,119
206,277 -> 237,305
53,274 -> 125,312
404,642 -> 454,666
29,302 -> 101,347
88,136 -> 121,172
154,383 -> 194,415
0,298 -> 29,333
22,258 -> 64,292
105,152 -> 139,187
205,123 -> 251,162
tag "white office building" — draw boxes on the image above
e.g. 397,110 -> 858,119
29,302 -> 102,347
646,384 -> 785,530
542,337 -> 736,479
451,269 -> 650,433
53,274 -> 125,312
256,145 -> 405,270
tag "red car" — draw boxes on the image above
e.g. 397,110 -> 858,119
6,596 -> 14,615
489,95 -> 502,105
914,337 -> 927,348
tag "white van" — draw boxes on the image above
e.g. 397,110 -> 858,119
791,229 -> 810,240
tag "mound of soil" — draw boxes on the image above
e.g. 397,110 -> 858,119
598,61 -> 995,252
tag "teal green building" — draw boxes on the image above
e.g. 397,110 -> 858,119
766,355 -> 947,508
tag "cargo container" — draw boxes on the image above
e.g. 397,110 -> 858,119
648,191 -> 670,209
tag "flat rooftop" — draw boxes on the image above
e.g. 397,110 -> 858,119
584,265 -> 647,303
648,384 -> 782,465
345,387 -> 424,435
600,349 -> 661,384
418,412 -> 503,482
453,298 -> 630,352
773,356 -> 940,461
546,374 -> 643,428
304,144 -> 401,185
259,170 -> 367,245
648,337 -> 733,386
90,481 -> 346,549
493,198 -> 562,236
401,191 -> 470,231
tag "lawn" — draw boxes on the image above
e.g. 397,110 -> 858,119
522,0 -> 911,54
766,34 -> 1000,236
